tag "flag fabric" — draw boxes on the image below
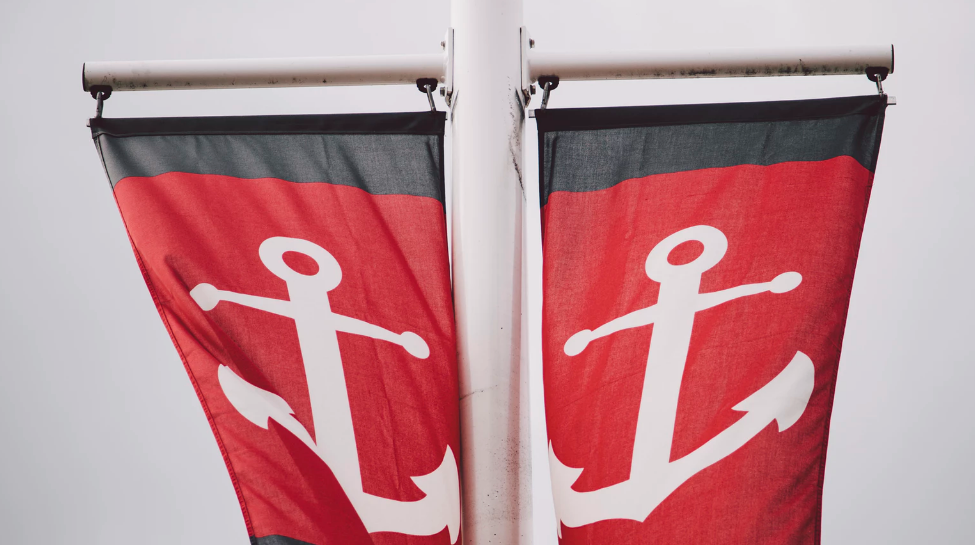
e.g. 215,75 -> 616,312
536,96 -> 887,544
91,112 -> 460,545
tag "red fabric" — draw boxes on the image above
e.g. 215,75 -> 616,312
114,173 -> 458,545
542,157 -> 873,544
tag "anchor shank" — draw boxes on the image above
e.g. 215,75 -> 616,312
287,283 -> 364,497
629,275 -> 701,481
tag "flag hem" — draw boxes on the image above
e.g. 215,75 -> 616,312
90,111 -> 446,138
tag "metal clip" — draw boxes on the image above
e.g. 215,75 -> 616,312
872,73 -> 885,95
866,67 -> 889,96
89,85 -> 112,119
538,75 -> 559,110
416,78 -> 439,112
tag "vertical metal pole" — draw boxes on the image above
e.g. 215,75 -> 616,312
449,0 -> 531,544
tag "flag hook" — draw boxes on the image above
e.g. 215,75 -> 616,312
89,85 -> 112,118
866,67 -> 888,96
538,76 -> 559,110
416,78 -> 439,112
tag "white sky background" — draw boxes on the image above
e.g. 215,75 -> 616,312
1,0 -> 973,543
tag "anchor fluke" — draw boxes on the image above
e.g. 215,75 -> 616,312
216,364 -> 320,450
409,446 -> 461,543
547,440 -> 585,537
217,364 -> 294,429
732,351 -> 815,432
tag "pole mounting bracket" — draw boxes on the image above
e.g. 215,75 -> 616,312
520,26 -> 533,107
441,28 -> 454,108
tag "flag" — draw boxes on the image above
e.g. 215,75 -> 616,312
91,112 -> 459,545
536,96 -> 887,544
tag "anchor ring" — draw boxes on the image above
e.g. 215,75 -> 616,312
645,225 -> 727,282
259,236 -> 342,289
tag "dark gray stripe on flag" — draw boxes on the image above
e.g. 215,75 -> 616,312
91,112 -> 446,203
97,133 -> 444,201
250,535 -> 314,545
535,95 -> 886,205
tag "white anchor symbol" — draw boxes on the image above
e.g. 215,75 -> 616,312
550,225 -> 815,533
189,236 -> 459,542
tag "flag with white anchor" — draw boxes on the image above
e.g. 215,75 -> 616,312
535,96 -> 887,544
91,112 -> 459,545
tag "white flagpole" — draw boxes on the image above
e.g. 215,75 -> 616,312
528,46 -> 893,81
81,47 -> 891,94
449,0 -> 532,543
82,55 -> 445,91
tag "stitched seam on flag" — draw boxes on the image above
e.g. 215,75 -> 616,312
438,130 -> 450,244
110,174 -> 448,216
813,175 -> 875,545
107,165 -> 446,209
816,359 -> 838,545
542,156 -> 870,201
133,241 -> 256,536
92,136 -> 115,191
94,130 -> 443,138
111,196 -> 256,537
866,108 -> 889,187
115,171 -> 450,195
539,112 -> 879,133
814,108 -> 884,544
534,96 -> 885,132
89,113 -> 447,138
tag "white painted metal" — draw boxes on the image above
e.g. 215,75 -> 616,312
450,0 -> 531,543
82,54 -> 445,92
519,27 -> 533,105
442,29 -> 455,103
529,45 -> 894,81
83,45 -> 894,94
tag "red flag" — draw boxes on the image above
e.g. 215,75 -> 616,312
92,113 -> 459,544
536,97 -> 887,544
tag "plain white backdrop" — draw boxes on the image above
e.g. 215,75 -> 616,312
1,1 -> 973,543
